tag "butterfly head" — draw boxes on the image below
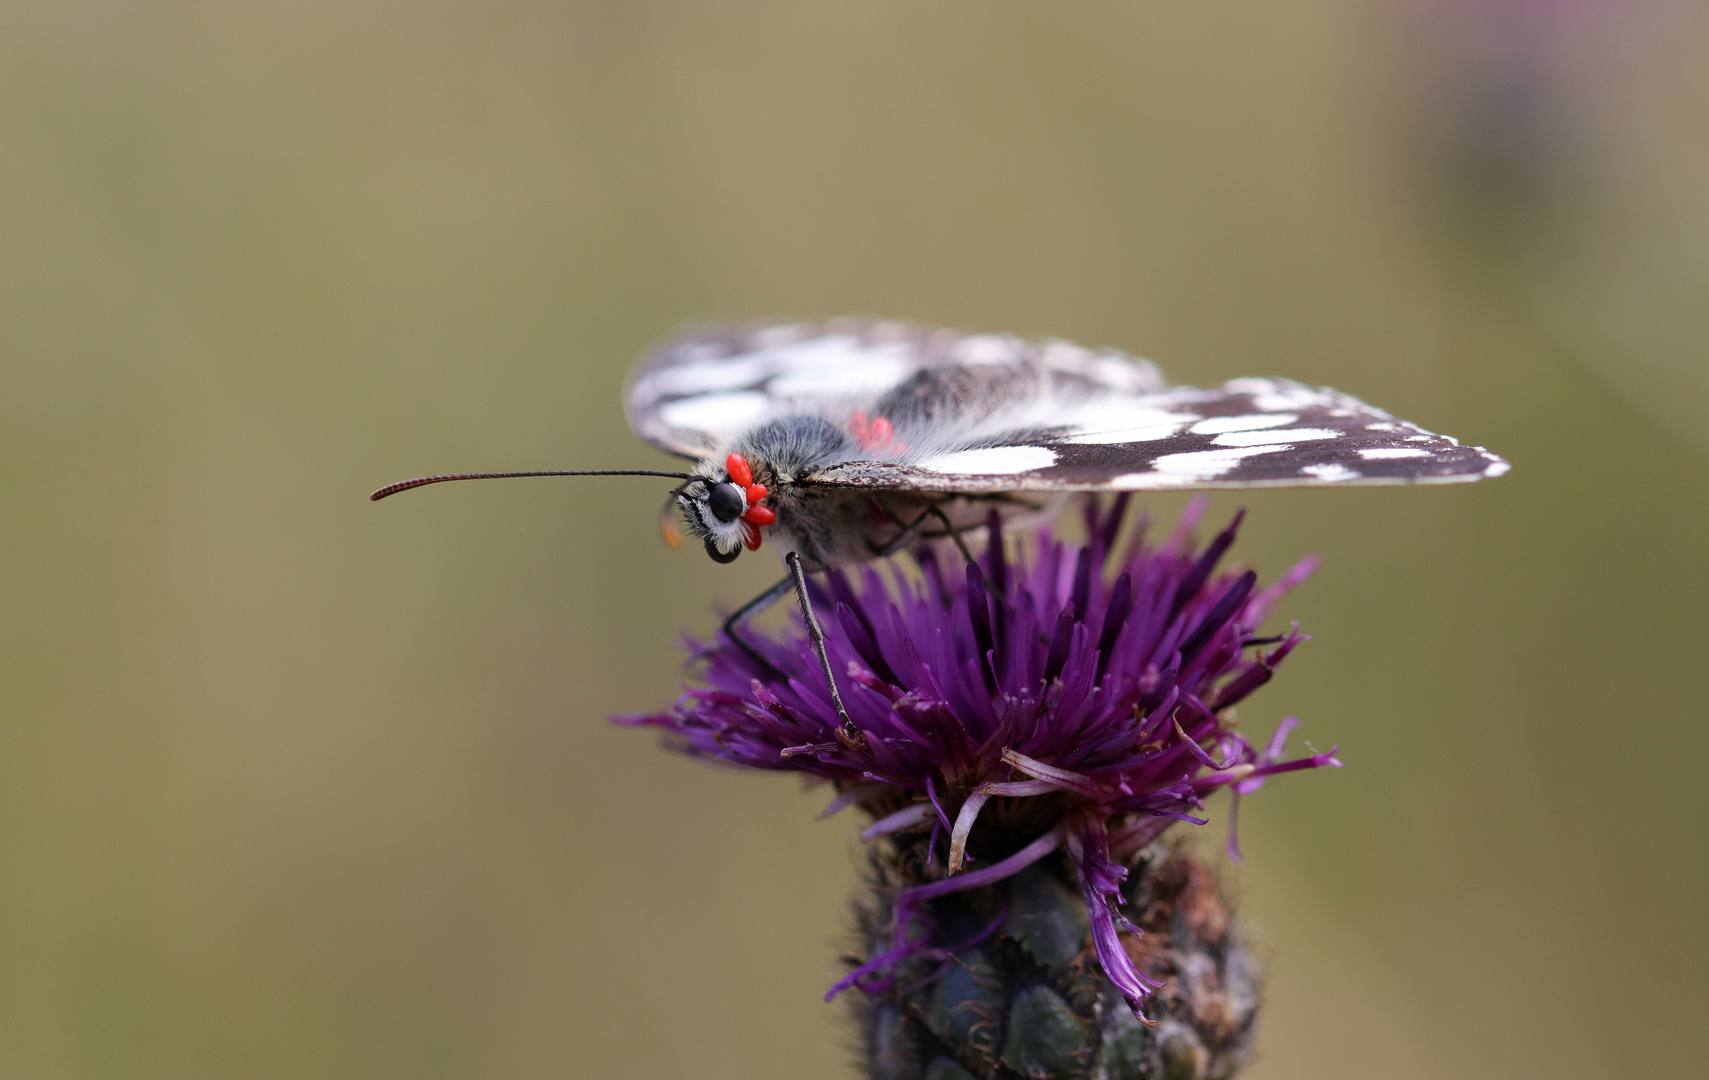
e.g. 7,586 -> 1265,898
676,452 -> 777,564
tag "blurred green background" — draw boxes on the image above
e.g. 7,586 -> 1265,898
3,2 -> 1705,1077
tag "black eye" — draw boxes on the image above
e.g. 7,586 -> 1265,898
703,535 -> 740,564
707,482 -> 746,523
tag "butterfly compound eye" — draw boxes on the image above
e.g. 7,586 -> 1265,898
707,482 -> 746,523
703,535 -> 740,564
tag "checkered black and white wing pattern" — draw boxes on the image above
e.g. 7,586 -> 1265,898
809,378 -> 1510,493
624,318 -> 1163,459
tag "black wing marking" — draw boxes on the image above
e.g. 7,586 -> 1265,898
624,317 -> 1165,459
807,379 -> 1509,492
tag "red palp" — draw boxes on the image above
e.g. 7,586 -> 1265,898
726,453 -> 753,487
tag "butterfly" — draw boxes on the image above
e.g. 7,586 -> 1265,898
374,317 -> 1508,735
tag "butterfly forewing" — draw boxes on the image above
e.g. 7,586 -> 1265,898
625,319 -> 1508,492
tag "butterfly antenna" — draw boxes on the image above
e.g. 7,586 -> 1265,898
370,469 -> 696,501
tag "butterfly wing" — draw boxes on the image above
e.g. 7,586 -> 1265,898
626,319 -> 1507,490
625,318 -> 1164,459
808,378 -> 1509,492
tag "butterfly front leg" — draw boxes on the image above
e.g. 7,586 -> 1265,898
718,558 -> 865,747
719,574 -> 795,678
784,552 -> 862,745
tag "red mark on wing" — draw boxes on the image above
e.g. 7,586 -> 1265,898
849,412 -> 903,453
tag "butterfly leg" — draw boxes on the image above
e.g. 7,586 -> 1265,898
868,499 -> 940,558
720,573 -> 795,678
785,551 -> 860,742
870,498 -> 993,597
868,498 -> 981,570
925,504 -> 983,570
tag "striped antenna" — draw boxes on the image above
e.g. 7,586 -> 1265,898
370,469 -> 695,501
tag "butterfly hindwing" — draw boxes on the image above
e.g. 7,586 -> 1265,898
624,318 -> 1164,460
808,378 -> 1509,492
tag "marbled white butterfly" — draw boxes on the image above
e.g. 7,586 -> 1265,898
374,317 -> 1508,733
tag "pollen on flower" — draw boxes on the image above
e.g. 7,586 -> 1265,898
615,495 -> 1338,1023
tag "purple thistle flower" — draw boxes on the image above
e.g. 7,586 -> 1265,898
617,495 -> 1339,1023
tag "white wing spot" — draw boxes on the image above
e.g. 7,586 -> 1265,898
1213,427 -> 1338,447
632,356 -> 771,403
915,445 -> 1058,475
767,336 -> 867,370
1358,447 -> 1431,460
1089,355 -> 1161,392
1150,446 -> 1279,480
1223,377 -> 1332,412
658,391 -> 771,433
950,334 -> 1021,365
1062,424 -> 1188,445
1222,378 -> 1282,395
1302,463 -> 1359,482
772,340 -> 909,372
768,352 -> 910,395
1483,458 -> 1511,477
1037,341 -> 1163,393
1060,402 -> 1194,445
752,323 -> 809,348
639,334 -> 916,405
1190,414 -> 1297,436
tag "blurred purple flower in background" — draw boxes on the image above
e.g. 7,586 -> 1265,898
1403,0 -> 1709,461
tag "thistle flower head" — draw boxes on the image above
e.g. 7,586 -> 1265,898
618,495 -> 1339,1020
